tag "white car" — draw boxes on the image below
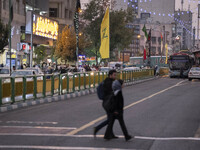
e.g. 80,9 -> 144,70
5,70 -> 42,82
188,67 -> 200,81
26,67 -> 43,75
99,67 -> 111,72
123,67 -> 141,71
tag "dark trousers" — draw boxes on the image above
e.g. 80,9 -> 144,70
104,113 -> 129,139
95,113 -> 115,136
95,119 -> 108,133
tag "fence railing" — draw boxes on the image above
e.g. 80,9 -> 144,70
0,69 -> 156,106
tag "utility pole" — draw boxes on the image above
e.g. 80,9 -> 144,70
163,26 -> 166,57
198,4 -> 200,49
30,11 -> 33,67
193,27 -> 196,48
74,0 -> 81,68
9,0 -> 12,75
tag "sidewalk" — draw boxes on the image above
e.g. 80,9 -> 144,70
0,77 -> 158,113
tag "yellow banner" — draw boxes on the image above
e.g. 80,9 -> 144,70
100,8 -> 110,59
165,43 -> 168,64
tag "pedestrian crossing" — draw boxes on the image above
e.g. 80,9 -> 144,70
0,145 -> 136,150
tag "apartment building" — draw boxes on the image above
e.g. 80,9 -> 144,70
49,0 -> 76,30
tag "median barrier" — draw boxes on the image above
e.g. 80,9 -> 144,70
0,69 -> 154,106
159,67 -> 169,76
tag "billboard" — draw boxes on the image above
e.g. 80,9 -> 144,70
26,12 -> 59,40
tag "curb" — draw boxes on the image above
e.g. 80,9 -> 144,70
0,77 -> 157,113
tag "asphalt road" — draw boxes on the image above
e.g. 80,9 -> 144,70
0,77 -> 200,150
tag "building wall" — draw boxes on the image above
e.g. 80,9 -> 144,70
174,10 -> 192,50
81,0 -> 127,11
49,0 -> 76,27
138,0 -> 175,24
139,23 -> 173,56
113,0 -> 127,11
0,0 -> 26,66
1,0 -> 26,50
128,0 -> 138,18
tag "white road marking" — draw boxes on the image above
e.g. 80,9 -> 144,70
5,121 -> 58,125
0,126 -> 77,130
67,81 -> 186,135
0,133 -> 199,141
135,136 -> 200,141
0,145 -> 135,150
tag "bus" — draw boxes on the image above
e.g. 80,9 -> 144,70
168,51 -> 194,78
129,56 -> 168,67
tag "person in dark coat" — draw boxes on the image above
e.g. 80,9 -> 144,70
104,79 -> 132,141
93,70 -> 117,138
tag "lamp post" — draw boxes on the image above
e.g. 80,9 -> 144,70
198,4 -> 200,48
74,0 -> 81,68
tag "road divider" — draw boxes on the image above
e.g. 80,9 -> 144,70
0,69 -> 155,106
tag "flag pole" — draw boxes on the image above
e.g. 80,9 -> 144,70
108,7 -> 110,66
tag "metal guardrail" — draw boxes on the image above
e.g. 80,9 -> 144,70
0,69 -> 155,106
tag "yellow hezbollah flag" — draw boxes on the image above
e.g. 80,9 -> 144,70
165,43 -> 168,64
100,8 -> 110,59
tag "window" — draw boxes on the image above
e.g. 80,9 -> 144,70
16,0 -> 20,14
49,8 -> 58,17
69,11 -> 72,19
65,9 -> 69,19
151,47 -> 156,55
3,0 -> 7,10
141,13 -> 150,20
152,37 -> 157,44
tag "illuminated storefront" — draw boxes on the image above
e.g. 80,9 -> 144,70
32,15 -> 59,40
25,13 -> 59,65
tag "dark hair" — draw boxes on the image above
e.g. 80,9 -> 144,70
108,69 -> 117,76
118,79 -> 124,85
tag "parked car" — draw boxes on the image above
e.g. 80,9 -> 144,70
99,67 -> 111,72
188,67 -> 200,81
3,70 -> 42,83
123,67 -> 141,71
26,67 -> 44,75
0,68 -> 10,78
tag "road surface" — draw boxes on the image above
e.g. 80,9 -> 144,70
0,77 -> 200,150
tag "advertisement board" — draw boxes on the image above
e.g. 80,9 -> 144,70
26,12 -> 59,40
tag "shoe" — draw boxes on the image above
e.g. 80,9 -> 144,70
125,135 -> 132,141
111,135 -> 119,139
93,127 -> 97,138
104,136 -> 112,140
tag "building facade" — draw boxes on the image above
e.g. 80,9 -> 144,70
81,0 -> 127,11
138,0 -> 175,24
174,10 -> 192,50
49,0 -> 76,29
127,0 -> 138,18
0,0 -> 26,66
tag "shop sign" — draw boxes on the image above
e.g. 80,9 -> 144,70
33,15 -> 59,40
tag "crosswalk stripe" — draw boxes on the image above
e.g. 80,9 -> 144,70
0,145 -> 136,150
0,126 -> 76,130
0,133 -> 200,141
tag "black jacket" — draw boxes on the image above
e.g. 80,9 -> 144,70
103,77 -> 114,97
113,91 -> 124,113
